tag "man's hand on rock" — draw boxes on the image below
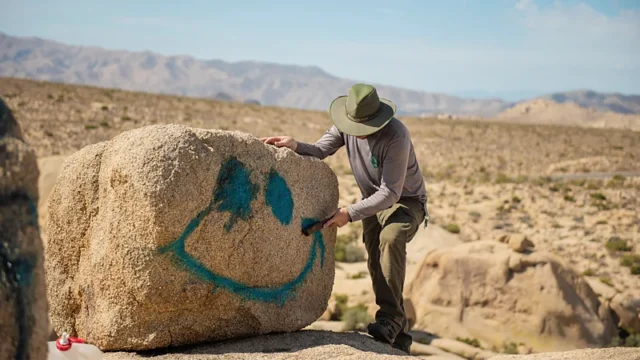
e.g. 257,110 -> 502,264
260,136 -> 297,151
324,207 -> 351,229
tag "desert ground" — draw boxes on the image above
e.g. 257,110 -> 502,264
2,77 -> 639,358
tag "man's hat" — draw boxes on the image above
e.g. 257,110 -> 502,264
329,84 -> 396,136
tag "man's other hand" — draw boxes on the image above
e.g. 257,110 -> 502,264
260,136 -> 297,151
324,207 -> 351,229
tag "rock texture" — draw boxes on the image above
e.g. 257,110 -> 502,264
406,240 -> 617,353
103,330 -> 414,360
610,290 -> 640,333
487,347 -> 640,360
0,97 -> 49,359
45,124 -> 339,351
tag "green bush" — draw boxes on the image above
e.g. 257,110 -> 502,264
609,330 -> 640,347
620,254 -> 640,267
457,337 -> 481,347
503,342 -> 519,354
347,271 -> 368,279
335,234 -> 365,262
582,269 -> 596,276
606,237 -> 632,252
590,192 -> 607,201
341,303 -> 372,332
600,277 -> 613,287
494,173 -> 513,184
443,223 -> 461,234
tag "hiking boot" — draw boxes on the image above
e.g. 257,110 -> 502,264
392,331 -> 412,354
367,319 -> 399,344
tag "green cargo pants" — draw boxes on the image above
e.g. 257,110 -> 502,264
362,196 -> 425,346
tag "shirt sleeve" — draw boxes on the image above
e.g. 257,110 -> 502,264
346,136 -> 410,222
294,125 -> 345,160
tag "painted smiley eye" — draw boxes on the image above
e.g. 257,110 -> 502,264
265,168 -> 294,226
159,156 -> 325,306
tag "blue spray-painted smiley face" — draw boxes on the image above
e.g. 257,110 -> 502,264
158,156 -> 325,307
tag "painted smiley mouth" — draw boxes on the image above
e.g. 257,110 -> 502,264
158,156 -> 326,306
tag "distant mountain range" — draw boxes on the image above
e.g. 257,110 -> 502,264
1,32 -> 639,117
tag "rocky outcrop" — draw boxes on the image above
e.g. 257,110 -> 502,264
45,124 -> 339,351
406,240 -> 617,353
0,97 -> 49,359
487,347 -> 640,360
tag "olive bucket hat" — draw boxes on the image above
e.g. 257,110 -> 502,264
329,83 -> 396,136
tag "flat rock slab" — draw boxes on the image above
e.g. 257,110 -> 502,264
488,347 -> 640,360
103,330 -> 414,360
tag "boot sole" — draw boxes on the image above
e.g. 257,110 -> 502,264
367,324 -> 394,344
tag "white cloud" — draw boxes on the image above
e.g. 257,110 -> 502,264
515,0 -> 534,11
514,0 -> 640,65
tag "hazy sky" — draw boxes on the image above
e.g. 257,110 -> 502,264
3,0 -> 640,100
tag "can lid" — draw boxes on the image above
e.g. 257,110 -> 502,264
55,332 -> 86,351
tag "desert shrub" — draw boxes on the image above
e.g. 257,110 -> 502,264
503,342 -> 519,354
533,176 -> 553,186
606,237 -> 632,252
457,337 -> 481,347
600,277 -> 613,287
582,269 -> 596,276
347,271 -> 368,280
341,303 -> 372,332
469,211 -> 482,222
344,244 -> 366,263
334,293 -> 348,314
443,223 -> 461,234
335,234 -> 365,263
84,124 -> 98,130
610,330 -> 640,347
620,254 -> 640,275
564,194 -> 575,202
590,192 -> 607,201
494,173 -> 513,184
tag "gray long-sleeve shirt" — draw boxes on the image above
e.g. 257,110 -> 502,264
295,118 -> 428,222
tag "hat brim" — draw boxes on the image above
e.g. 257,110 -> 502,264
329,96 -> 396,136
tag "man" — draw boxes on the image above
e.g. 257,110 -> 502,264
260,83 -> 428,353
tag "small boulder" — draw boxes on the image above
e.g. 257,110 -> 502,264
0,97 -> 49,359
498,234 -> 534,253
610,291 -> 640,333
508,234 -> 534,253
45,124 -> 339,351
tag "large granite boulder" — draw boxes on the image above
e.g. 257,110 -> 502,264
45,124 -> 339,351
406,240 -> 617,353
0,98 -> 49,359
